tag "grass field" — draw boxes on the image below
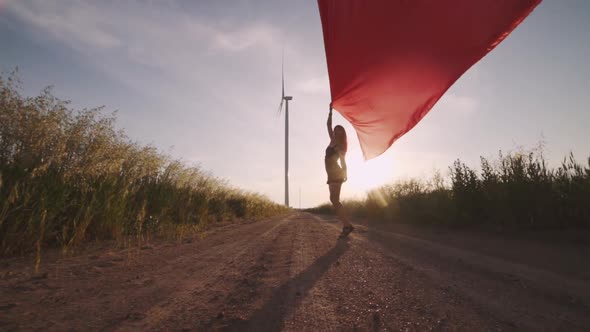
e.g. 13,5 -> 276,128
0,71 -> 288,261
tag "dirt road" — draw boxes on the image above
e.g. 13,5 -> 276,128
1,212 -> 589,331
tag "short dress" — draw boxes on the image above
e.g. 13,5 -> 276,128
325,145 -> 347,184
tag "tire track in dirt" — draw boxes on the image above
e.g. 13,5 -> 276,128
221,213 -> 348,332
279,216 -> 342,331
315,214 -> 590,331
306,215 -> 507,331
117,214 -> 296,331
365,229 -> 590,331
366,224 -> 590,305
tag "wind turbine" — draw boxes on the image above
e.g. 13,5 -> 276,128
277,58 -> 292,207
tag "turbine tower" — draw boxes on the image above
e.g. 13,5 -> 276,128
277,58 -> 292,207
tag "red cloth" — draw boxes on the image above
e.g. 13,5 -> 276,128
318,0 -> 541,159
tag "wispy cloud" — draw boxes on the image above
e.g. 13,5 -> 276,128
5,0 -> 290,121
6,0 -> 283,73
6,0 -> 121,50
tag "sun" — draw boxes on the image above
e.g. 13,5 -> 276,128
345,148 -> 395,194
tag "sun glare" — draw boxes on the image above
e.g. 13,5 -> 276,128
346,149 -> 395,194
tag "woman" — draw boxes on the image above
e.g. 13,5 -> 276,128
326,108 -> 354,238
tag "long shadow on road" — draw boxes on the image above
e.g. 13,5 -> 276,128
224,238 -> 350,332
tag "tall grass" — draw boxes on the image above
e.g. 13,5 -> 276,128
311,149 -> 590,230
0,71 -> 287,257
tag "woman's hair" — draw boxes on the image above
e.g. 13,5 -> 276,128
334,125 -> 348,153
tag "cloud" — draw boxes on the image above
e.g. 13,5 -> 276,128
5,0 -> 288,113
6,0 -> 121,50
7,1 -> 281,61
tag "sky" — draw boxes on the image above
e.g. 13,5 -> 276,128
1,0 -> 589,208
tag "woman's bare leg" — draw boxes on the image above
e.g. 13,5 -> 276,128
329,183 -> 352,228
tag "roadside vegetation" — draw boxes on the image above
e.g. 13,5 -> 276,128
309,147 -> 590,230
0,71 -> 288,260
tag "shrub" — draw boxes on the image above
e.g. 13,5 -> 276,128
311,147 -> 590,230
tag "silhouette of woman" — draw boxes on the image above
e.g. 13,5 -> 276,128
326,108 -> 354,238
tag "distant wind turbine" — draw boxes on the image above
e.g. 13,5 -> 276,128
277,57 -> 292,207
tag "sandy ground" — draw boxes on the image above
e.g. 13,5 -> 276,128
1,212 -> 589,331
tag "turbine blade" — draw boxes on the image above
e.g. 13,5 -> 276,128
281,50 -> 285,98
276,98 -> 284,116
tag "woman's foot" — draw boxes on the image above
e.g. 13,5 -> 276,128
338,225 -> 354,239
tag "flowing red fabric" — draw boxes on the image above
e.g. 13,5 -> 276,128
318,0 -> 541,159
